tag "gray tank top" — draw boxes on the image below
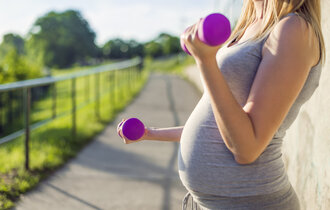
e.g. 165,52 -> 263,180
178,13 -> 322,197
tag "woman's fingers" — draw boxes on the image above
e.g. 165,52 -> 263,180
181,25 -> 193,43
117,118 -> 126,137
194,18 -> 203,38
181,18 -> 203,54
118,124 -> 137,144
119,129 -> 130,144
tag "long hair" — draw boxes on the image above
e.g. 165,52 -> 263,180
228,0 -> 325,65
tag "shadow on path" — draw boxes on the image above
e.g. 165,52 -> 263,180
45,183 -> 102,210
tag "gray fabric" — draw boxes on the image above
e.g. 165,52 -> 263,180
178,12 -> 322,203
182,183 -> 300,210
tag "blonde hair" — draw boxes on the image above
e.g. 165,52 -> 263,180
228,0 -> 325,65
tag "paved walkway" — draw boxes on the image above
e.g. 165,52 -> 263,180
15,72 -> 202,210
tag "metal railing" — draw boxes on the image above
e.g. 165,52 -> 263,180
0,57 -> 143,170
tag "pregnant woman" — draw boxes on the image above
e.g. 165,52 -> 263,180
118,0 -> 325,209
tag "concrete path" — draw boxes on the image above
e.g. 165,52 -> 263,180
14,73 -> 202,210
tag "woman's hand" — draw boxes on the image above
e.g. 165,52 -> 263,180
181,19 -> 222,64
117,118 -> 148,144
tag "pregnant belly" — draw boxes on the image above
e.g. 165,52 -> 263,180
178,94 -> 287,196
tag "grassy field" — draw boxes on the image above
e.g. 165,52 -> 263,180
0,54 -> 194,209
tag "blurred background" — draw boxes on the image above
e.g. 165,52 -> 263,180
0,0 -> 243,83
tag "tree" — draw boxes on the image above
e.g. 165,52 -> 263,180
0,33 -> 25,62
0,48 -> 42,84
102,39 -> 144,59
155,33 -> 181,56
143,33 -> 181,58
144,41 -> 163,58
26,9 -> 98,68
128,40 -> 144,58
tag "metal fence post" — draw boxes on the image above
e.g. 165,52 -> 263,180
95,73 -> 100,119
71,78 -> 76,140
109,73 -> 114,112
126,69 -> 129,97
114,70 -> 117,107
129,67 -> 132,94
23,88 -> 31,170
134,67 -> 137,91
8,92 -> 13,124
86,75 -> 90,102
52,83 -> 57,119
120,70 -> 124,101
0,93 -> 2,135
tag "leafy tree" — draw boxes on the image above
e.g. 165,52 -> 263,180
102,39 -> 144,59
26,9 -> 98,68
0,33 -> 25,62
128,40 -> 144,58
155,33 -> 181,56
144,41 -> 163,58
103,39 -> 125,59
143,33 -> 181,58
0,48 -> 42,84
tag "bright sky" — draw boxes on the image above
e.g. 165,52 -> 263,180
0,0 -> 242,46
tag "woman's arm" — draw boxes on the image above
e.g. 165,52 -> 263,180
144,126 -> 184,142
182,15 -> 319,164
118,119 -> 184,144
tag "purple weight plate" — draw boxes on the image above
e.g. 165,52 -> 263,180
122,118 -> 145,140
198,13 -> 231,46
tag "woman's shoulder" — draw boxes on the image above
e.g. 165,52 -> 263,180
263,13 -> 320,67
275,13 -> 312,38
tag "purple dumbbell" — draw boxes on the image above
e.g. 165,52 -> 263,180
117,118 -> 145,141
181,13 -> 231,55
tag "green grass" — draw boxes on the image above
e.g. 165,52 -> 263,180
0,54 -> 193,209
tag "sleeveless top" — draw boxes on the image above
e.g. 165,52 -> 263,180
178,13 -> 322,197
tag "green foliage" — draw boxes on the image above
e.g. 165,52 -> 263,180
0,169 -> 42,209
0,194 -> 14,210
102,33 -> 181,60
26,9 -> 98,68
156,33 -> 181,55
0,34 -> 25,62
144,41 -> 163,58
143,33 -> 181,58
102,39 -> 144,59
0,49 -> 42,84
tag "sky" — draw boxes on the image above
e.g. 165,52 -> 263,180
0,0 -> 243,46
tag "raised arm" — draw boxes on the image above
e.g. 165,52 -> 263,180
182,14 -> 319,164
